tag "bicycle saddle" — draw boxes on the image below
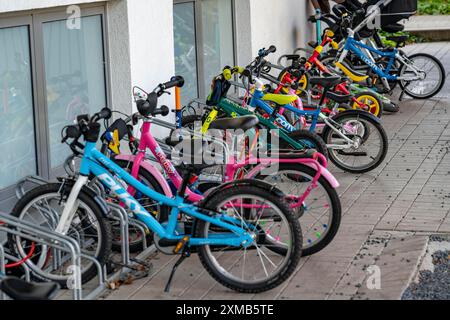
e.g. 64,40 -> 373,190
325,91 -> 352,104
268,149 -> 317,160
0,278 -> 60,300
209,115 -> 259,131
309,76 -> 342,88
262,93 -> 297,106
334,61 -> 369,82
285,54 -> 301,61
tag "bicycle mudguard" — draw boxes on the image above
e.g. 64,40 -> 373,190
58,180 -> 112,219
114,154 -> 173,198
246,162 -> 339,189
200,179 -> 285,207
332,109 -> 382,124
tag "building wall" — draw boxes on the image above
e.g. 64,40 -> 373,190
234,0 -> 313,66
107,0 -> 176,132
0,0 -> 105,13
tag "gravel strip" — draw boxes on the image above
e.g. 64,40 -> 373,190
402,250 -> 450,300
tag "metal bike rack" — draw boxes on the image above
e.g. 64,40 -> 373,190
15,175 -> 52,199
107,202 -> 131,266
13,175 -> 155,300
0,211 -> 84,300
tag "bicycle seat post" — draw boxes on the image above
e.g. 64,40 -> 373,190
177,165 -> 193,199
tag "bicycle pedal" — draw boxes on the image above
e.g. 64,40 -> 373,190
173,236 -> 190,254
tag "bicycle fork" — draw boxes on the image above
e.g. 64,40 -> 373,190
55,176 -> 89,235
319,114 -> 358,150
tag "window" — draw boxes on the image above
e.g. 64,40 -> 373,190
0,6 -> 108,198
0,24 -> 36,189
43,15 -> 107,168
173,0 -> 235,105
174,2 -> 199,105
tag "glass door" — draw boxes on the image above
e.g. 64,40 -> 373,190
32,6 -> 108,175
174,1 -> 200,105
40,14 -> 107,168
0,5 -> 109,200
173,0 -> 235,104
0,17 -> 37,190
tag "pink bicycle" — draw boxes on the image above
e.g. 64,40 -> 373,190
106,81 -> 341,257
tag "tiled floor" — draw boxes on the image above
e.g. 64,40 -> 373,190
103,42 -> 450,300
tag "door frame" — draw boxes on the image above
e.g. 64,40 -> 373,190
0,16 -> 38,203
32,6 -> 110,179
0,4 -> 110,203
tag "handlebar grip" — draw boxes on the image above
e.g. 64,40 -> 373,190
62,125 -> 81,143
258,45 -> 277,58
97,107 -> 112,120
242,69 -> 254,84
267,45 -> 277,54
308,15 -> 317,23
162,76 -> 185,90
152,105 -> 170,117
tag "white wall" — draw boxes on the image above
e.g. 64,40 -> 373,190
249,0 -> 312,62
125,0 -> 175,135
234,0 -> 313,67
0,0 -> 105,13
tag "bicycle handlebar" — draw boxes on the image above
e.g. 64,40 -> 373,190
160,76 -> 185,91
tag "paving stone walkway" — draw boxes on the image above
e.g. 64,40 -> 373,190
103,42 -> 450,300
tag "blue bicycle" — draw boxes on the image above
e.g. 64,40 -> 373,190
235,50 -> 388,174
9,78 -> 302,293
332,0 -> 445,99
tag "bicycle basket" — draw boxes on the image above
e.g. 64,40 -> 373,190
206,75 -> 231,106
101,118 -> 131,155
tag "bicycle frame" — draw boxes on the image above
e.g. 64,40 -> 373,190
337,31 -> 425,88
55,141 -> 254,248
339,36 -> 398,81
214,98 -> 311,151
115,118 -> 339,208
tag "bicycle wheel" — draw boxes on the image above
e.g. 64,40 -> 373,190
399,53 -> 446,99
111,159 -> 170,252
280,129 -> 329,160
8,183 -> 112,287
322,112 -> 388,173
197,185 -> 302,293
352,91 -> 383,118
256,163 -> 341,256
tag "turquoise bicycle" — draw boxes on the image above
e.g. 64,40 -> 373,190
9,78 -> 302,293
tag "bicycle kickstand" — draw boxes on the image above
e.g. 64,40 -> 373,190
164,236 -> 191,293
399,82 -> 411,102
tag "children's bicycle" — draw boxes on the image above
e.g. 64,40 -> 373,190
107,81 -> 341,257
331,0 -> 445,99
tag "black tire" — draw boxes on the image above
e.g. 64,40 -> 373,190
8,183 -> 112,287
255,163 -> 341,256
113,159 -> 170,253
196,185 -> 302,293
280,129 -> 329,160
322,112 -> 388,174
399,53 -> 446,99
